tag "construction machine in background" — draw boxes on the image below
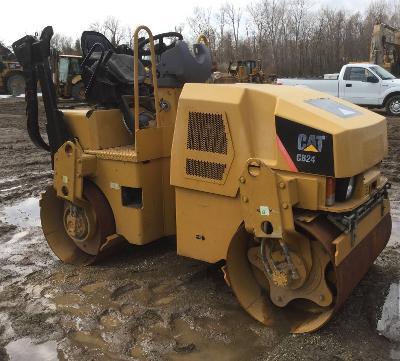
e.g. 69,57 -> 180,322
0,48 -> 84,98
0,59 -> 25,95
0,43 -> 25,95
51,52 -> 84,101
213,59 -> 266,84
13,25 -> 391,334
229,59 -> 265,82
370,22 -> 400,77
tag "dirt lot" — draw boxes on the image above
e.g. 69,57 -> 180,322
0,97 -> 399,361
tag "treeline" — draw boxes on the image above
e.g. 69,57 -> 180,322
49,17 -> 132,56
31,0 -> 400,77
187,0 -> 400,76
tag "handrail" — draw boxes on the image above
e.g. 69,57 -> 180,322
133,26 -> 160,145
197,34 -> 209,47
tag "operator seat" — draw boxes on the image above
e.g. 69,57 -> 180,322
80,31 -> 146,106
157,41 -> 212,88
81,30 -> 115,55
79,30 -> 211,130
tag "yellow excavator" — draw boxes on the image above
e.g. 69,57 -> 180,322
370,22 -> 400,76
13,25 -> 391,333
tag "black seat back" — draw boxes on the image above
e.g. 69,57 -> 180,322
81,53 -> 146,106
80,31 -> 146,106
81,31 -> 115,57
80,32 -> 212,105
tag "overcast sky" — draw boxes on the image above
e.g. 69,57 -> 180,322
1,0 -> 374,46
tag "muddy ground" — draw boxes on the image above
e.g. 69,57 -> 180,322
0,97 -> 399,361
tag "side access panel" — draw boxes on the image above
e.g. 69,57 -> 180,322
175,187 -> 242,263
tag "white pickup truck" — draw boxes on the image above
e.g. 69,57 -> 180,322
278,63 -> 400,116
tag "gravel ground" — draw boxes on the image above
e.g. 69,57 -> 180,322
0,97 -> 399,361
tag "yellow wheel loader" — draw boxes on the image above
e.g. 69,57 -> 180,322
0,59 -> 25,95
213,59 -> 265,84
13,26 -> 391,333
52,53 -> 84,101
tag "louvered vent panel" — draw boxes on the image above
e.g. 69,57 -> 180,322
187,112 -> 227,154
186,159 -> 226,181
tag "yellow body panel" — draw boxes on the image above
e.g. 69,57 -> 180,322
175,189 -> 242,262
54,88 -> 179,245
92,158 -> 175,244
332,198 -> 390,265
65,109 -> 132,150
171,83 -> 388,262
53,83 -> 389,264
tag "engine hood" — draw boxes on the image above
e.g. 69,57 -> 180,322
266,85 -> 387,178
382,78 -> 400,87
172,83 -> 387,198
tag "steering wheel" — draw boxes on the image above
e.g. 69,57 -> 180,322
138,32 -> 183,57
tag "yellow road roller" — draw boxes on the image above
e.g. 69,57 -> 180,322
12,26 -> 391,333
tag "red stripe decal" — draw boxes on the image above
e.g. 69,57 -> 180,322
277,136 -> 298,172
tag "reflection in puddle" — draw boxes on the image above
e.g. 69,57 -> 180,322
2,197 -> 40,228
389,199 -> 400,248
5,337 -> 57,361
72,331 -> 107,349
390,217 -> 400,248
377,283 -> 400,342
0,185 -> 22,193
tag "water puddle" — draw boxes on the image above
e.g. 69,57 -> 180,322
72,331 -> 107,348
377,283 -> 400,342
5,337 -> 57,361
390,215 -> 400,248
388,199 -> 400,248
169,319 -> 230,361
1,197 -> 40,228
81,281 -> 107,293
100,314 -> 122,329
54,293 -> 82,306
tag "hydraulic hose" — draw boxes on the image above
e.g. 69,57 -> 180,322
24,67 -> 50,152
13,26 -> 71,158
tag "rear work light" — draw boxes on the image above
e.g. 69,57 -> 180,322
326,177 -> 356,206
325,177 -> 336,206
335,177 -> 355,202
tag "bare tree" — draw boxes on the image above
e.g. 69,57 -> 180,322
187,7 -> 217,55
366,0 -> 389,24
215,6 -> 229,65
90,16 -> 127,47
22,0 -> 400,77
263,0 -> 287,72
248,1 -> 266,60
223,2 -> 242,58
187,7 -> 214,38
51,33 -> 80,54
389,0 -> 400,28
288,0 -> 311,74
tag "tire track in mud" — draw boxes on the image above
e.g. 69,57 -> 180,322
0,98 -> 51,208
